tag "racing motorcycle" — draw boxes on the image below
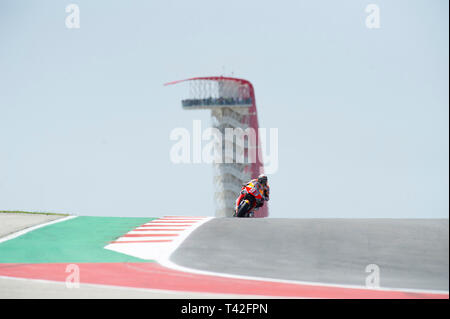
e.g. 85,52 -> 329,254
233,181 -> 265,218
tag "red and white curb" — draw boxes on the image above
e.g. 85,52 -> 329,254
104,216 -> 213,261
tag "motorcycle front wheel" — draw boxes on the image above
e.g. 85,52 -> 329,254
236,201 -> 251,217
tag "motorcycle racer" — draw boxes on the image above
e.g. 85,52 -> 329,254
234,174 -> 270,217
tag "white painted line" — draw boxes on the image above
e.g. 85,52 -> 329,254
113,237 -> 176,242
0,216 -> 77,244
146,219 -> 202,221
140,223 -> 194,228
128,230 -> 182,234
159,259 -> 449,296
143,223 -> 197,225
137,229 -> 188,231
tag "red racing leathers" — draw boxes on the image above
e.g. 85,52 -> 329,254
235,179 -> 270,215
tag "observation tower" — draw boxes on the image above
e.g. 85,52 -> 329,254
165,76 -> 268,218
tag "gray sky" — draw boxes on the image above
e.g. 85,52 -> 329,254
0,0 -> 448,218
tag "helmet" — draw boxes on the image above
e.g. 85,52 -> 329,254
257,174 -> 268,185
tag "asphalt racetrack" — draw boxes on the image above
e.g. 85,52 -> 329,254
171,218 -> 449,291
0,213 -> 64,238
0,213 -> 448,297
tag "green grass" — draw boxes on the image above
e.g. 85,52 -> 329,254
0,210 -> 69,216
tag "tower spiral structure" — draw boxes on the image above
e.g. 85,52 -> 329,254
165,76 -> 268,218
